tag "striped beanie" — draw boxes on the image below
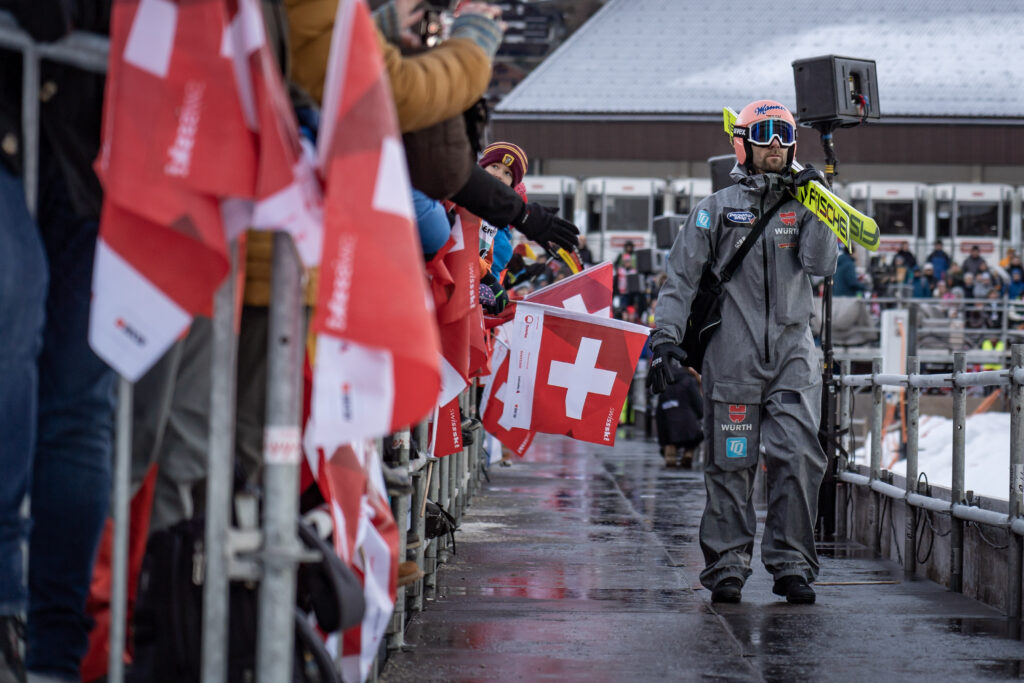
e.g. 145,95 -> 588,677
478,141 -> 528,187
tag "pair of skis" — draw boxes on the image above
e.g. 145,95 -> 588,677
722,107 -> 880,251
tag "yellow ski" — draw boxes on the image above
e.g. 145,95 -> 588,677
722,107 -> 880,252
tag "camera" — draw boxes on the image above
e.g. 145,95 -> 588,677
417,3 -> 453,47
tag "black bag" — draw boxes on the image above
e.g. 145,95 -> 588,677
424,499 -> 457,554
129,517 -> 358,682
680,195 -> 789,369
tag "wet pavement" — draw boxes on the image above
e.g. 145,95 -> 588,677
382,432 -> 1024,682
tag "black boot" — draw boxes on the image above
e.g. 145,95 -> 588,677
710,577 -> 743,604
772,575 -> 816,604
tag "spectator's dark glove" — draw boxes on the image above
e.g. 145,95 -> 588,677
792,164 -> 827,188
646,343 -> 687,394
513,202 -> 580,251
480,272 -> 509,314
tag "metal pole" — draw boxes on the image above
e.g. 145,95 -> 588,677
905,357 -> 920,579
836,359 -> 852,540
256,234 -> 305,680
411,421 -> 428,612
951,352 -> 966,593
387,429 -> 411,651
107,378 -> 132,683
870,358 -> 883,554
202,244 -> 240,683
1009,345 -> 1024,617
424,454 -> 440,598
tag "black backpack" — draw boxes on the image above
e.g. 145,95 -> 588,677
128,517 -> 363,682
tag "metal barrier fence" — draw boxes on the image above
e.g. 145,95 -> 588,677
0,12 -> 491,681
836,346 -> 1024,616
825,295 -> 1024,362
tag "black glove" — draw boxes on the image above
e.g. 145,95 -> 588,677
480,271 -> 509,314
792,164 -> 827,188
646,343 -> 688,394
513,202 -> 580,252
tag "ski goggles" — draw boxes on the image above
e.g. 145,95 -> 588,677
735,119 -> 796,147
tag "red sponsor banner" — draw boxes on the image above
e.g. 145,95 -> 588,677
432,397 -> 463,457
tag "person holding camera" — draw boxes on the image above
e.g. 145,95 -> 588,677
646,100 -> 837,605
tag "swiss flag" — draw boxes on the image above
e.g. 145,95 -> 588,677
524,261 -> 614,317
307,0 -> 440,452
480,341 -> 535,457
502,302 -> 649,446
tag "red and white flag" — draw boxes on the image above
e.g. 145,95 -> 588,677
430,397 -> 463,457
307,440 -> 397,683
307,0 -> 440,453
524,261 -> 614,317
91,0 -> 323,380
480,341 -> 535,457
502,302 -> 649,446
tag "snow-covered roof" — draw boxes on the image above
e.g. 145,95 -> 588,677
496,0 -> 1024,120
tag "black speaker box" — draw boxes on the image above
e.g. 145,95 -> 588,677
625,272 -> 643,294
708,154 -> 736,193
634,248 -> 663,274
652,214 -> 685,249
792,55 -> 880,124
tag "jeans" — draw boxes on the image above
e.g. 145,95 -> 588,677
0,160 -> 117,678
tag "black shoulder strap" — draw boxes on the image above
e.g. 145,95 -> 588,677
719,193 -> 791,283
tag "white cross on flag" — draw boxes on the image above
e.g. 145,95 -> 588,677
502,302 -> 649,445
524,261 -> 614,317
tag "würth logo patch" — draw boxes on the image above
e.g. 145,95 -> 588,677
728,404 -> 746,423
780,211 -> 797,226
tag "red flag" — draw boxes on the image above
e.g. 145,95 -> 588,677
91,0 -> 323,380
437,207 -> 481,324
502,303 -> 649,445
431,397 -> 463,457
480,341 -> 535,457
524,261 -> 614,317
308,0 -> 440,450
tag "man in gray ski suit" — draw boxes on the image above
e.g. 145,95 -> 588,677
647,99 -> 837,604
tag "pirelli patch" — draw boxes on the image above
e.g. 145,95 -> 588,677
723,208 -> 758,228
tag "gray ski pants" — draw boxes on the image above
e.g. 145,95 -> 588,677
697,328 -> 827,590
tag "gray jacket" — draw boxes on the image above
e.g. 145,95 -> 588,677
652,163 -> 837,373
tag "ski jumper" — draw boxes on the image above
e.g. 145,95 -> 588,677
651,163 -> 837,589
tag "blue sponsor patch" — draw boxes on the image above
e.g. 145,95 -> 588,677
695,209 -> 711,229
727,210 -> 756,224
726,437 -> 747,458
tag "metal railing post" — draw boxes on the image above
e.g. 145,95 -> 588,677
107,378 -> 132,683
870,358 -> 883,554
387,428 -> 411,650
424,452 -> 440,598
256,233 -> 304,681
836,359 -> 852,539
905,356 -> 920,578
202,244 -> 240,683
1009,345 -> 1024,617
410,421 -> 428,613
951,352 -> 967,593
